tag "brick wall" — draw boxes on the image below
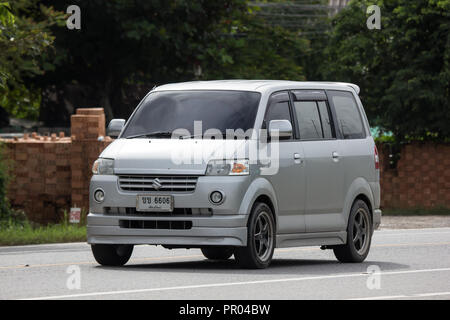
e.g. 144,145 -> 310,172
2,108 -> 111,224
2,110 -> 450,223
71,108 -> 111,212
379,142 -> 450,209
5,134 -> 72,223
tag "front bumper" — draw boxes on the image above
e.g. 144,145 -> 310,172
87,175 -> 251,247
87,214 -> 247,246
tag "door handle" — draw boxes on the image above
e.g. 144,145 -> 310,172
294,153 -> 303,164
332,151 -> 339,160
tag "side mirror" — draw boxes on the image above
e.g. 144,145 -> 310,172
268,120 -> 293,139
107,119 -> 125,138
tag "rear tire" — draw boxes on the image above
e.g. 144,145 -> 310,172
235,202 -> 275,269
201,247 -> 234,260
91,244 -> 133,266
333,200 -> 372,263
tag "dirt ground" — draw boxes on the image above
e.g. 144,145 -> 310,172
380,215 -> 450,229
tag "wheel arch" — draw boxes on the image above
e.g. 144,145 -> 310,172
238,177 -> 279,231
354,193 -> 373,223
342,177 -> 375,228
253,195 -> 276,226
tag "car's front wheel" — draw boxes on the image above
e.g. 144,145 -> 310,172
91,244 -> 134,266
235,202 -> 275,269
333,200 -> 372,263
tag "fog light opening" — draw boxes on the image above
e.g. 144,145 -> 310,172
94,189 -> 105,203
209,191 -> 224,205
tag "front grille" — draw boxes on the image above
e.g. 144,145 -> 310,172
119,220 -> 192,230
105,207 -> 212,217
118,175 -> 199,192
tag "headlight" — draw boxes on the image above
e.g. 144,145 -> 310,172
92,158 -> 114,175
206,159 -> 249,176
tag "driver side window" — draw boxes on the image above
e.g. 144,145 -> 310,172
264,93 -> 294,141
265,101 -> 292,123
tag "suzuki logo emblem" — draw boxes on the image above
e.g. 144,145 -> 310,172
152,178 -> 162,190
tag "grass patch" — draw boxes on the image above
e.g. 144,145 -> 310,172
382,207 -> 450,216
0,223 -> 86,246
0,210 -> 87,246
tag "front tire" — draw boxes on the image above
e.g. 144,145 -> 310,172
235,202 -> 275,269
333,200 -> 372,263
201,247 -> 234,260
91,244 -> 133,266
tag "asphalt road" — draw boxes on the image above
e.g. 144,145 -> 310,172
1,227 -> 450,300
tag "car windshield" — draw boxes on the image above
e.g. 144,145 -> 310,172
121,90 -> 261,139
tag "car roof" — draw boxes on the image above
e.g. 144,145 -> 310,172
153,80 -> 360,95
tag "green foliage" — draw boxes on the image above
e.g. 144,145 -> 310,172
0,142 -> 27,226
0,207 -> 87,245
34,0 -> 309,120
0,142 -> 28,227
0,85 -> 41,120
246,0 -> 332,80
321,0 -> 450,141
0,0 -> 64,120
0,2 -> 15,29
0,223 -> 86,245
200,7 -> 308,80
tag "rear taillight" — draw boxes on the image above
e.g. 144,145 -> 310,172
374,145 -> 380,170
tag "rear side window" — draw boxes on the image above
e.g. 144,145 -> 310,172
329,91 -> 365,139
294,101 -> 322,139
293,101 -> 334,140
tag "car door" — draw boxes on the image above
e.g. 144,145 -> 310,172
291,90 -> 345,233
327,90 -> 374,214
264,91 -> 306,234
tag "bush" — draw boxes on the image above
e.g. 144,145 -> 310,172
0,142 -> 26,227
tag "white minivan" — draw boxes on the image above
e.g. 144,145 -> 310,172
88,80 -> 381,269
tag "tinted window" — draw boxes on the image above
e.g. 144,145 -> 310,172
317,101 -> 333,139
122,90 -> 261,138
329,91 -> 365,139
265,101 -> 292,122
294,101 -> 323,140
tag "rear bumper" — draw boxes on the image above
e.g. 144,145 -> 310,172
87,213 -> 248,247
373,209 -> 382,230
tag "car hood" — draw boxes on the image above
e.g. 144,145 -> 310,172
100,138 -> 249,175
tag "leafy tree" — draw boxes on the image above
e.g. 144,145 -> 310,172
247,0 -> 332,80
321,0 -> 450,141
35,0 -> 251,123
0,1 -> 64,120
200,3 -> 309,80
31,0 -> 310,125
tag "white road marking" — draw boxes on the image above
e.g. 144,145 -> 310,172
375,231 -> 450,237
352,291 -> 450,300
21,267 -> 450,300
377,227 -> 450,232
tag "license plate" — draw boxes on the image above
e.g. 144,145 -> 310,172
136,195 -> 173,212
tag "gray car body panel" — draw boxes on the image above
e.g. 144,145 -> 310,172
87,80 -> 381,248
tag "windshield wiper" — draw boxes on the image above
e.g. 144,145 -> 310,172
180,133 -> 249,140
180,134 -> 204,139
126,131 -> 173,139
